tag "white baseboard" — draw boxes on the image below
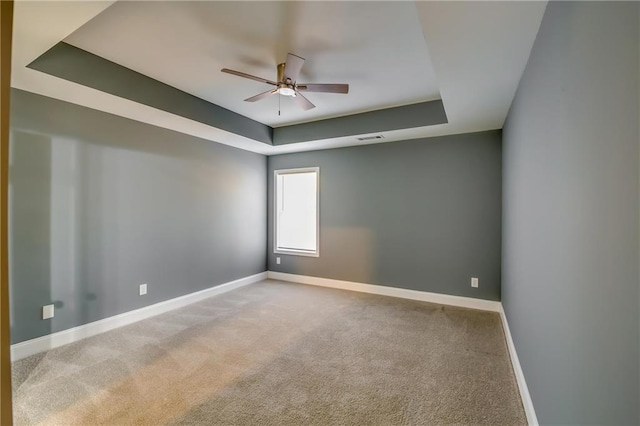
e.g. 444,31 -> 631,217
266,271 -> 501,312
499,305 -> 539,426
11,272 -> 267,361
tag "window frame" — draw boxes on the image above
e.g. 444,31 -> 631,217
273,167 -> 320,257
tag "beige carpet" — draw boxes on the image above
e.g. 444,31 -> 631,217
11,280 -> 526,425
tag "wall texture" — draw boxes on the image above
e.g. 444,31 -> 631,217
9,89 -> 267,344
268,131 -> 502,300
502,2 -> 639,424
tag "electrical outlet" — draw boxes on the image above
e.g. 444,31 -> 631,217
471,277 -> 479,288
42,304 -> 54,320
276,257 -> 281,265
139,284 -> 148,296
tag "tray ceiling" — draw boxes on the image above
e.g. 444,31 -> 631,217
11,1 -> 548,155
64,1 -> 441,128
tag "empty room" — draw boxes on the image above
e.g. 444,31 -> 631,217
0,1 -> 639,425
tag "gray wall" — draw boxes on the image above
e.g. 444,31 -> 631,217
9,89 -> 267,344
268,131 -> 502,300
502,2 -> 639,424
30,42 -> 273,145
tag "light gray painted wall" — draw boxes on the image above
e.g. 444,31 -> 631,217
502,2 -> 639,424
9,89 -> 267,344
268,131 -> 502,300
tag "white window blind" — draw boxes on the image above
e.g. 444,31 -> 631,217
274,168 -> 319,256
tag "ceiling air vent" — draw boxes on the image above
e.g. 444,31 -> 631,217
356,135 -> 385,141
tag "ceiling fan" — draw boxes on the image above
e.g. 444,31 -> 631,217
221,53 -> 349,111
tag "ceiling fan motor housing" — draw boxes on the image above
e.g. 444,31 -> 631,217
276,63 -> 296,96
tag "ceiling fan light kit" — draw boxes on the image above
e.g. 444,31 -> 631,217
277,86 -> 296,97
221,53 -> 349,111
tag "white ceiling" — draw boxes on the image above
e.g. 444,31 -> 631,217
64,1 -> 441,128
11,1 -> 548,155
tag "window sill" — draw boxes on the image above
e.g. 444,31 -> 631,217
274,249 -> 319,258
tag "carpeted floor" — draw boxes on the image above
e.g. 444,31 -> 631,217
11,280 -> 526,425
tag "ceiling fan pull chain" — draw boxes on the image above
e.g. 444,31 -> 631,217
278,93 -> 281,116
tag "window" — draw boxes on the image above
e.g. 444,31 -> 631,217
274,167 -> 319,256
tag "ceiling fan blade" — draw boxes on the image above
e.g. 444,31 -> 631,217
221,68 -> 277,86
297,83 -> 349,94
293,91 -> 315,110
244,89 -> 278,102
284,53 -> 305,82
